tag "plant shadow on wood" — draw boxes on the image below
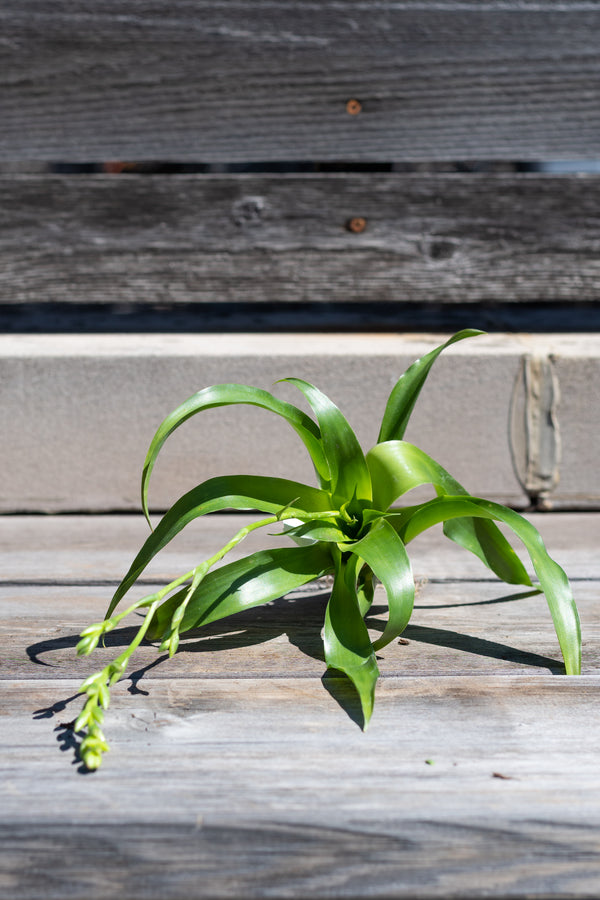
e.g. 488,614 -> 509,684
400,624 -> 563,673
33,694 -> 97,775
27,590 -> 330,669
30,584 -> 562,768
413,588 -> 542,611
321,672 -> 365,729
366,586 -> 564,673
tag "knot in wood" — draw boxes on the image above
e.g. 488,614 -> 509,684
232,196 -> 265,228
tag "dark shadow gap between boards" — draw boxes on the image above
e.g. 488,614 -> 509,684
37,160 -> 600,174
3,302 -> 600,334
45,160 -> 533,174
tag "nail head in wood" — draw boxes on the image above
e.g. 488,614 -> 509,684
346,99 -> 362,115
346,216 -> 367,233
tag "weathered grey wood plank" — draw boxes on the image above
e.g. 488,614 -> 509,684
4,173 -> 600,305
4,576 -> 598,680
4,3 -> 600,160
2,511 -> 599,898
4,814 -> 600,900
4,676 -> 600,898
1,512 -> 598,583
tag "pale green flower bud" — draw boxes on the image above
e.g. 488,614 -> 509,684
98,683 -> 110,709
82,749 -> 102,770
76,634 -> 100,656
74,707 -> 91,733
79,671 -> 103,692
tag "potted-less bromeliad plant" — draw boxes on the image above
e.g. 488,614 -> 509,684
73,330 -> 581,769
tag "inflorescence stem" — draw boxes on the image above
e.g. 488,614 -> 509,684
74,507 -> 339,769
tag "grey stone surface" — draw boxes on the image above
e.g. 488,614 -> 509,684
1,333 -> 597,512
553,351 -> 600,509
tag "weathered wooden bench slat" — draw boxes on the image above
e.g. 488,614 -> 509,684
1,513 -> 598,897
4,579 -> 599,680
4,2 -> 600,160
2,512 -> 599,583
3,173 -> 600,306
3,674 -> 600,897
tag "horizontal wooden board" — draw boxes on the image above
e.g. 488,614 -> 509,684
2,511 -> 599,898
4,578 -> 597,680
4,677 -> 600,899
2,512 -> 597,680
4,3 -> 600,160
1,512 -> 599,583
3,173 -> 600,305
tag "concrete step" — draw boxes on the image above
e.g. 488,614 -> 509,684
1,333 -> 598,512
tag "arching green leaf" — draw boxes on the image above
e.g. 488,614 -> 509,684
342,519 -> 415,651
378,330 -> 484,443
390,495 -> 581,676
148,544 -> 335,640
323,556 -> 379,728
280,519 -> 349,544
367,440 -> 531,586
283,378 -> 372,504
107,474 -> 333,617
141,383 -> 330,522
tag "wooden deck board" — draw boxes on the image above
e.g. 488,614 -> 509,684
1,513 -> 599,898
3,579 -> 600,681
4,676 -> 600,898
2,512 -> 599,582
6,173 -> 600,307
5,3 -> 600,161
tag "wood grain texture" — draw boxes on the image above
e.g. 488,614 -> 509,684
3,513 -> 598,680
4,677 -> 600,898
2,512 -> 598,583
4,578 -> 598,680
3,2 -> 600,160
4,173 -> 600,305
1,513 -> 599,898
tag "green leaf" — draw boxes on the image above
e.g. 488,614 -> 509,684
356,565 -> 375,617
367,441 -> 532,586
378,330 -> 484,443
323,555 -> 379,728
106,474 -> 333,618
391,495 -> 581,676
280,519 -> 349,544
283,378 -> 372,504
141,384 -> 330,522
342,519 -> 415,651
147,544 -> 335,639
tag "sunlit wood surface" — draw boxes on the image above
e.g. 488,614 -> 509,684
1,513 -> 599,898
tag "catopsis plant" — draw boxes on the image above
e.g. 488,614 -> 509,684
73,330 -> 581,769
